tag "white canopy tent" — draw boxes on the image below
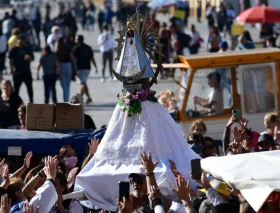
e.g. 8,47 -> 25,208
201,150 -> 280,212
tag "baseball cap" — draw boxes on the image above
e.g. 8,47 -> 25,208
257,134 -> 275,145
128,173 -> 145,180
199,179 -> 230,196
220,40 -> 228,48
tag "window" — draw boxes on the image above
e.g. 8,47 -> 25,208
185,67 -> 233,117
242,65 -> 275,113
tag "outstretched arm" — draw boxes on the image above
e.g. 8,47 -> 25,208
11,152 -> 33,178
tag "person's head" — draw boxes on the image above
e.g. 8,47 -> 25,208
4,12 -> 9,19
66,33 -> 75,42
238,35 -> 247,46
75,35 -> 84,44
207,72 -> 221,88
7,178 -> 25,205
239,128 -> 253,150
190,119 -> 207,135
191,24 -> 196,33
128,173 -> 147,198
102,24 -> 109,32
11,28 -> 21,36
257,134 -> 275,151
199,199 -> 214,213
220,41 -> 228,51
264,113 -> 280,130
202,136 -> 216,158
18,105 -> 27,127
162,22 -> 167,28
1,80 -> 13,96
17,35 -> 26,47
41,45 -> 52,56
188,133 -> 203,155
55,172 -> 68,195
210,26 -> 218,35
24,164 -> 45,190
243,31 -> 253,42
58,145 -> 78,172
210,203 -> 238,213
267,36 -> 276,47
170,24 -> 177,33
51,26 -> 60,35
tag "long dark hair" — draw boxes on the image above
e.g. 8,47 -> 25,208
57,145 -> 77,174
54,38 -> 70,62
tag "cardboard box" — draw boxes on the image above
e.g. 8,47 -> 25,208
55,103 -> 83,129
26,104 -> 55,130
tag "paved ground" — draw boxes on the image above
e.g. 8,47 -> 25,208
0,3 -> 261,129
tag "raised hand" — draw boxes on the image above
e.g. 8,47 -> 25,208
139,151 -> 159,173
23,152 -> 33,169
171,175 -> 191,205
44,156 -> 57,181
88,138 -> 99,156
148,185 -> 161,204
239,117 -> 248,129
0,195 -> 11,213
226,116 -> 238,128
0,159 -> 5,177
232,126 -> 241,143
191,171 -> 211,190
67,167 -> 79,189
23,202 -> 39,213
117,194 -> 133,213
1,165 -> 10,190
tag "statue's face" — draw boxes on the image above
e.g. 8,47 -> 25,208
128,30 -> 134,37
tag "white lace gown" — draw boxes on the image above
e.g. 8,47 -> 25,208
75,101 -> 200,211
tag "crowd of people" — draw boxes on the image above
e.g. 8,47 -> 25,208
0,1 -> 279,212
0,112 -> 278,212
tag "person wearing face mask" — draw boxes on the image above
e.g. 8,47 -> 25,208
58,145 -> 79,192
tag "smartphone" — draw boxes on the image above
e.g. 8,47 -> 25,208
119,181 -> 130,201
191,159 -> 202,180
232,109 -> 241,122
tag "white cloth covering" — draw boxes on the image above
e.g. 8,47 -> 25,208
30,180 -> 58,213
201,150 -> 280,212
75,101 -> 200,211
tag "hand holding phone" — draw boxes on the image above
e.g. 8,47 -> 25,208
232,109 -> 241,122
119,181 -> 130,202
191,159 -> 202,180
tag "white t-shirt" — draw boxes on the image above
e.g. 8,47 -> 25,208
47,33 -> 60,51
97,32 -> 115,52
207,88 -> 223,115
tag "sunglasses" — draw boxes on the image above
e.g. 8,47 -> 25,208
129,179 -> 144,185
204,145 -> 215,150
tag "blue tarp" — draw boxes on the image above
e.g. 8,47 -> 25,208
0,128 -> 106,156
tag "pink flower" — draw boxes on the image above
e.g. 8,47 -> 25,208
124,111 -> 129,116
126,92 -> 131,98
132,95 -> 139,99
119,93 -> 123,98
125,99 -> 131,105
